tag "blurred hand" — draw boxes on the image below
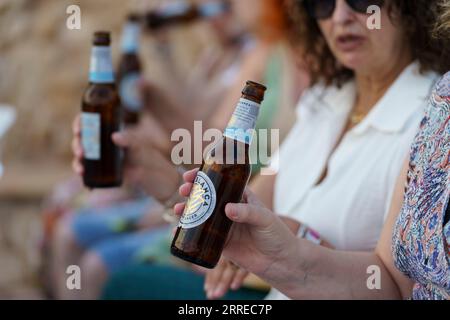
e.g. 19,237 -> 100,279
71,112 -> 179,202
112,121 -> 179,202
139,79 -> 191,133
71,112 -> 172,170
126,112 -> 173,155
174,169 -> 299,282
204,257 -> 249,300
71,114 -> 83,175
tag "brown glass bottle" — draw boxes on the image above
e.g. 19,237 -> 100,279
145,1 -> 229,31
171,81 -> 267,268
81,31 -> 123,188
117,14 -> 142,125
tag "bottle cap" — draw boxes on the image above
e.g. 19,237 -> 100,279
242,80 -> 267,102
93,31 -> 111,46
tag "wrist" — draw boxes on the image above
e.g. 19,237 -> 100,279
261,232 -> 317,299
159,165 -> 186,205
257,231 -> 306,290
298,224 -> 322,245
273,238 -> 312,298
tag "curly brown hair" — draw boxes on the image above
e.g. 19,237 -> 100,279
285,0 -> 450,86
435,0 -> 450,36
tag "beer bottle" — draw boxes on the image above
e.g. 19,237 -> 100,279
81,31 -> 123,188
145,0 -> 230,31
117,14 -> 143,125
171,81 -> 267,268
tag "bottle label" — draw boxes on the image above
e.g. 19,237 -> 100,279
179,171 -> 216,229
223,98 -> 260,145
119,72 -> 142,112
81,112 -> 101,160
121,23 -> 140,53
89,46 -> 114,83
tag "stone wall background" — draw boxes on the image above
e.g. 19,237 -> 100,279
0,0 -> 213,298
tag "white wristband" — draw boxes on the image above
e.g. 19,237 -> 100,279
298,223 -> 322,245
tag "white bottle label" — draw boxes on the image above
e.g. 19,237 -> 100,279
119,72 -> 142,111
121,23 -> 140,53
179,171 -> 217,229
89,46 -> 114,83
81,112 -> 101,160
223,98 -> 260,145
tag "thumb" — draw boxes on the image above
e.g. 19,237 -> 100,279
138,77 -> 154,92
225,203 -> 273,229
112,130 -> 137,148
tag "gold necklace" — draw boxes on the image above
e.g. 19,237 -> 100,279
350,111 -> 365,126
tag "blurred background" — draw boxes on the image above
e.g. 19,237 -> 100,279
0,0 -> 233,299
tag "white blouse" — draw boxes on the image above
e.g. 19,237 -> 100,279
265,62 -> 439,299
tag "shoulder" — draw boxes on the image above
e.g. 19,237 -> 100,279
409,72 -> 450,167
424,71 -> 450,121
296,82 -> 328,107
434,71 -> 450,98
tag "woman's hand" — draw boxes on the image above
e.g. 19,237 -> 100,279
174,163 -> 412,300
174,169 -> 299,284
204,257 -> 249,300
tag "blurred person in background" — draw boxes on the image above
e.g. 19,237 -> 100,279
141,0 -> 306,144
65,0 -> 306,300
41,0 -> 246,236
100,0 -> 449,300
106,0 -> 307,209
48,0 -> 245,299
52,0 -> 306,300
121,0 -> 306,174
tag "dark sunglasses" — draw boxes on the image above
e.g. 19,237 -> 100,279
301,0 -> 384,20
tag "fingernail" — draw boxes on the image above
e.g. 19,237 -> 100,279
230,282 -> 238,290
112,132 -> 121,140
227,204 -> 238,219
214,287 -> 223,297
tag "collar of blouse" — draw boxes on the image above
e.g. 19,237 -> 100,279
318,61 -> 440,135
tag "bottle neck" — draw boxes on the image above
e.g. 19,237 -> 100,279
223,96 -> 261,145
197,2 -> 227,18
121,22 -> 140,54
89,45 -> 114,83
159,1 -> 191,18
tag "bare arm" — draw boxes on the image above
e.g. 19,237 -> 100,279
250,173 -> 335,248
185,157 -> 414,299
267,158 -> 414,299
